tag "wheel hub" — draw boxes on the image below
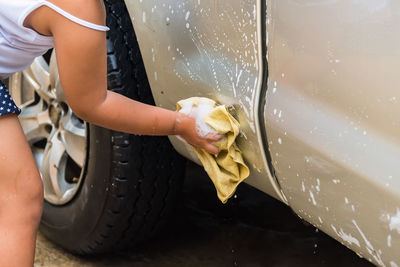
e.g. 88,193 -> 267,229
49,103 -> 62,126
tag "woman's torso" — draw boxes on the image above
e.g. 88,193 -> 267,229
0,0 -> 108,79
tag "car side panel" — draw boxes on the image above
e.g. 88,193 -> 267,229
265,0 -> 400,265
124,0 -> 285,201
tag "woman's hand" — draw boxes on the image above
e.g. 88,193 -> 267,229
174,113 -> 222,155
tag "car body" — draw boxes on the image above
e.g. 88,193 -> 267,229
125,0 -> 400,266
8,0 -> 399,265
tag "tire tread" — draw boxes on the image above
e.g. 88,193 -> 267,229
70,0 -> 185,254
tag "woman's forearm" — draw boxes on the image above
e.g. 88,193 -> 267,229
76,90 -> 182,136
72,89 -> 220,155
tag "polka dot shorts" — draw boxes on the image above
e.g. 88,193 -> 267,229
0,81 -> 21,116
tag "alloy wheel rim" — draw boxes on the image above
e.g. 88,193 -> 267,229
8,52 -> 87,205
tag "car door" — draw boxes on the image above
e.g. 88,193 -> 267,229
265,1 -> 400,265
125,0 -> 285,201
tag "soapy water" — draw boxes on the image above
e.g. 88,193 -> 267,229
178,99 -> 220,138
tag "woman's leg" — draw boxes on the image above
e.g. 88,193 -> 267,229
0,114 -> 43,267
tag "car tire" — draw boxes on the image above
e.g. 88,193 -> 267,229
38,0 -> 186,254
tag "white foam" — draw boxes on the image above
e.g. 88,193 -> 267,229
353,220 -> 384,266
142,11 -> 146,23
331,225 -> 360,247
178,100 -> 219,138
389,209 -> 400,234
309,191 -> 317,206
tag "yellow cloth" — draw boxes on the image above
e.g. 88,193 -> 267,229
177,97 -> 250,203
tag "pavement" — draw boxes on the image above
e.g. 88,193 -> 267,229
34,161 -> 373,267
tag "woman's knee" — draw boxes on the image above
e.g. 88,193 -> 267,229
16,169 -> 44,220
0,168 -> 43,225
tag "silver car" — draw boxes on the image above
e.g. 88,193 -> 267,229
8,0 -> 400,265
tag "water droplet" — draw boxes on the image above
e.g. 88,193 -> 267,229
142,11 -> 146,23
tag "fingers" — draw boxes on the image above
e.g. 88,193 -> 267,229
198,133 -> 222,155
178,125 -> 222,155
205,132 -> 224,142
204,143 -> 220,155
188,138 -> 220,155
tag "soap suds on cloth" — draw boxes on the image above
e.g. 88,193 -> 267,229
177,97 -> 219,137
177,97 -> 250,203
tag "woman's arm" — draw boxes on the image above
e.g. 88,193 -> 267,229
34,0 -> 219,154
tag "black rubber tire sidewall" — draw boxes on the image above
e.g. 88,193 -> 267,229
40,125 -> 112,251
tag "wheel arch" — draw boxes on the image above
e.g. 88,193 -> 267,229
123,0 -> 286,202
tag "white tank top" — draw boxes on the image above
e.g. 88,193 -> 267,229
0,0 -> 109,79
